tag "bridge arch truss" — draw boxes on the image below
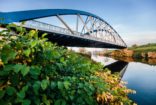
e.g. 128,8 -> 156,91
0,9 -> 127,48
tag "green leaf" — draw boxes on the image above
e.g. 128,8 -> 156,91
17,91 -> 25,99
13,64 -> 24,73
21,65 -> 30,76
22,85 -> 28,92
54,99 -> 66,105
51,82 -> 56,89
78,83 -> 83,88
42,33 -> 48,38
3,64 -> 14,71
31,40 -> 38,48
1,45 -> 17,63
61,100 -> 67,105
0,90 -> 5,99
57,81 -> 63,90
16,26 -> 24,33
34,98 -> 40,105
22,99 -> 31,105
54,99 -> 61,105
23,48 -> 31,57
60,57 -> 64,63
63,81 -> 71,90
30,66 -> 41,76
69,95 -> 74,100
33,81 -> 40,95
17,86 -> 28,99
6,86 -> 16,96
28,30 -> 36,38
16,42 -> 23,49
41,80 -> 49,90
42,94 -> 50,105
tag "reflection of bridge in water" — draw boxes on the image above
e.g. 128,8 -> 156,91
104,61 -> 128,78
0,9 -> 126,49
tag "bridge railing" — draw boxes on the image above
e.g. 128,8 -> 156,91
23,20 -> 81,36
20,20 -> 126,47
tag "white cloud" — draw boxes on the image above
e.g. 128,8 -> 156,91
112,23 -> 156,46
122,31 -> 156,46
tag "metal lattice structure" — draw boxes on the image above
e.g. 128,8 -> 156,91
0,9 -> 127,48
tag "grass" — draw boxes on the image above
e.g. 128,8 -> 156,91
129,43 -> 156,53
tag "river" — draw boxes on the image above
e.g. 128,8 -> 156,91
91,54 -> 156,105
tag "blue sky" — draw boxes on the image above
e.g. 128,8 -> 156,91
0,0 -> 156,46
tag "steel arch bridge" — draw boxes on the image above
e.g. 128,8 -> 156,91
0,9 -> 127,49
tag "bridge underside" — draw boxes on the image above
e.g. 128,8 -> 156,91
36,29 -> 126,49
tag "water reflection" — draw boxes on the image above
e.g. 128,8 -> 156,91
122,62 -> 156,105
91,54 -> 156,105
111,56 -> 156,66
104,61 -> 128,78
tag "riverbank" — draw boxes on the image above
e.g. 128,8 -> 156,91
104,44 -> 156,65
129,43 -> 156,59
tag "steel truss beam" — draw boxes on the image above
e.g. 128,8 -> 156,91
56,15 -> 74,35
0,9 -> 127,48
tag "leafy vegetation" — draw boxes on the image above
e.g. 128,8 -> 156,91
0,24 -> 135,105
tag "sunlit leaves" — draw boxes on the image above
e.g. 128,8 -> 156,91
0,24 -> 135,105
30,40 -> 38,48
28,30 -> 36,38
63,81 -> 71,90
41,33 -> 48,38
1,45 -> 17,64
23,48 -> 31,57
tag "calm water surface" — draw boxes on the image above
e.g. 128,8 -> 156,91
91,54 -> 156,105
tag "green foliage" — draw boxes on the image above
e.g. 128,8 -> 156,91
133,52 -> 142,58
0,24 -> 135,105
1,45 -> 17,63
129,43 -> 156,53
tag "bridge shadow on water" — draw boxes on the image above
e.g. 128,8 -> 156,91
103,61 -> 129,78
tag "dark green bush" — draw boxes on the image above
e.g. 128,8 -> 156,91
0,24 -> 135,105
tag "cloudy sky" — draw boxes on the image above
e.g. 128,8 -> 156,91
0,0 -> 156,46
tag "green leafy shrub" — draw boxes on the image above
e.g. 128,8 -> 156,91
0,24 -> 135,105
